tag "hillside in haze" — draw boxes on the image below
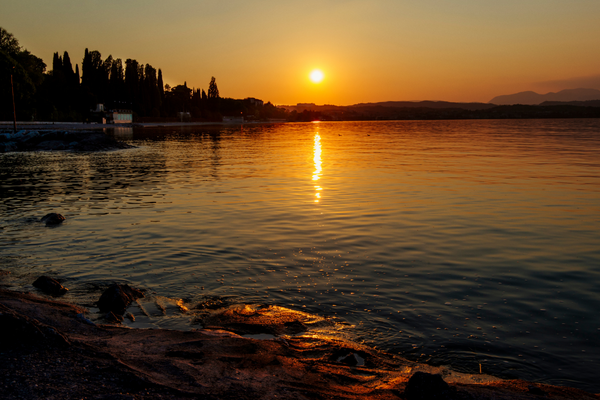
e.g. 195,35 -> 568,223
489,88 -> 600,105
351,101 -> 495,111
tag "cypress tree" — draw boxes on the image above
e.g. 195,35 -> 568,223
63,51 -> 74,78
157,68 -> 165,104
52,52 -> 62,74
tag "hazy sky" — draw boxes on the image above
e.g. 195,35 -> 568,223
3,0 -> 600,105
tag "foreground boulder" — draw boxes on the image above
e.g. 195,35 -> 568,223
404,372 -> 456,400
32,276 -> 68,296
97,284 -> 144,315
41,213 -> 65,225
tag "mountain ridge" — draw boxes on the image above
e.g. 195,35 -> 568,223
489,88 -> 600,105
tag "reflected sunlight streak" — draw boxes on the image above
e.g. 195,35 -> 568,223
313,133 -> 322,202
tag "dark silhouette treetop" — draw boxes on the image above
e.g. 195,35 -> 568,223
0,27 -> 21,55
208,76 -> 219,99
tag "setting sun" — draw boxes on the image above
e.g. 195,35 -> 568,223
310,69 -> 324,84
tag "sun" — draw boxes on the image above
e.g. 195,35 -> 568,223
310,69 -> 324,84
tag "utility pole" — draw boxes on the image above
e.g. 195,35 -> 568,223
11,67 -> 17,134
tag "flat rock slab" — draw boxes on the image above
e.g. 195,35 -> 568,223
0,288 -> 597,400
200,304 -> 332,335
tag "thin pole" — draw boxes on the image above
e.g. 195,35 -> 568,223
11,69 -> 17,134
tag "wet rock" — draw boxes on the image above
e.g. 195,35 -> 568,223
97,284 -> 144,315
41,213 -> 65,225
75,313 -> 95,326
404,372 -> 456,400
32,276 -> 68,296
104,311 -> 124,323
0,141 -> 17,152
201,304 -> 319,336
36,140 -> 66,150
528,385 -> 547,396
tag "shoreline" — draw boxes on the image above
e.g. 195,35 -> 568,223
0,121 -> 282,131
1,285 -> 597,399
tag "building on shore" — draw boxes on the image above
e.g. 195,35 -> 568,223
108,110 -> 133,124
90,104 -> 132,124
245,98 -> 264,107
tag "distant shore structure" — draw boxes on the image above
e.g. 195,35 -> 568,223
90,104 -> 132,124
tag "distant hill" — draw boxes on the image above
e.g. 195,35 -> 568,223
281,101 -> 495,113
351,100 -> 495,111
489,88 -> 600,105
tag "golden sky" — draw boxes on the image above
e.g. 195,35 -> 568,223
3,0 -> 600,105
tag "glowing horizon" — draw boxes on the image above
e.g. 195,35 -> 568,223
3,0 -> 600,105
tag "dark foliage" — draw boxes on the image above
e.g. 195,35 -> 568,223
1,27 -> 288,123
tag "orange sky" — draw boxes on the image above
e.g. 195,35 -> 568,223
3,0 -> 600,105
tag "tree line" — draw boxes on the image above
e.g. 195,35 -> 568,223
1,27 -> 287,122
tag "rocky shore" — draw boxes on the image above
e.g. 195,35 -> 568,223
0,129 -> 134,152
1,285 -> 597,400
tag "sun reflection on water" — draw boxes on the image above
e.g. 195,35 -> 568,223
313,133 -> 322,202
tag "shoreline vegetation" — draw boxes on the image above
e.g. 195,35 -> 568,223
1,276 -> 598,399
2,27 -> 600,126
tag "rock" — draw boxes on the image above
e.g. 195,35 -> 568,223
97,284 -> 144,315
528,385 -> 547,396
75,313 -> 95,326
36,140 -> 66,150
32,276 -> 68,296
404,372 -> 456,400
104,311 -> 124,323
0,308 -> 69,349
0,141 -> 18,152
41,213 -> 65,225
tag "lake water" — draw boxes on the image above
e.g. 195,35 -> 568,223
1,119 -> 599,392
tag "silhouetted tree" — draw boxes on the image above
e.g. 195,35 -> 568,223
0,27 -> 45,120
208,76 -> 219,99
0,27 -> 20,55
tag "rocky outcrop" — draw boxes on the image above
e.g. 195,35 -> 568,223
0,288 -> 597,400
97,284 -> 144,315
32,276 -> 68,296
0,129 -> 134,153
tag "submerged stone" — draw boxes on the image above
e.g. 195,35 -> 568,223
41,213 -> 65,225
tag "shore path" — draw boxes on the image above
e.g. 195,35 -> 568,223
0,121 -> 279,130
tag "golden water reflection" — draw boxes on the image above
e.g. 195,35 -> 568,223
313,133 -> 322,202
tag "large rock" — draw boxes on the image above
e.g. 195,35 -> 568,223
403,372 -> 456,400
32,276 -> 68,296
97,284 -> 144,315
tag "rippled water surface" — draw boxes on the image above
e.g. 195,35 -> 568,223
1,120 -> 600,391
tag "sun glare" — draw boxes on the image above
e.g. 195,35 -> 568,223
310,69 -> 324,84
